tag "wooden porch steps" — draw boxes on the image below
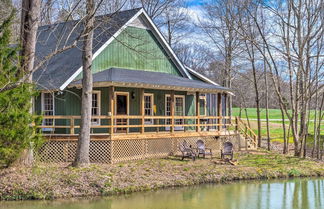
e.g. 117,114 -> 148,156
236,117 -> 258,150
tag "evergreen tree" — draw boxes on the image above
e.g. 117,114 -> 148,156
0,10 -> 42,168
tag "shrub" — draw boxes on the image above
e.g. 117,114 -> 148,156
0,11 -> 42,168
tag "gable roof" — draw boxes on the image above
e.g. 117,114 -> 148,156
33,8 -> 192,90
71,68 -> 230,92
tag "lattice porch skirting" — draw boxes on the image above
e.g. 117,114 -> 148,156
38,135 -> 240,163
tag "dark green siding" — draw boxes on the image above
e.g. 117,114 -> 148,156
35,88 -> 198,134
34,96 -> 42,115
185,94 -> 196,131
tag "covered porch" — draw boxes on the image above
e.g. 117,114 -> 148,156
36,68 -> 250,163
38,68 -> 233,138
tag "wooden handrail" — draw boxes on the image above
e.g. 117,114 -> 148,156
37,115 -> 235,135
41,115 -> 228,120
235,116 -> 258,147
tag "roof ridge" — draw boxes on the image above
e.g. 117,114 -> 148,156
38,7 -> 143,29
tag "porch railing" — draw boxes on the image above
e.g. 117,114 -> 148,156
235,117 -> 258,148
37,115 -> 235,135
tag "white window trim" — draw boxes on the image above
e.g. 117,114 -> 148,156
165,94 -> 185,131
41,92 -> 55,131
91,90 -> 101,125
144,93 -> 154,125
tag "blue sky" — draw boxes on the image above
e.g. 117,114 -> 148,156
186,0 -> 204,7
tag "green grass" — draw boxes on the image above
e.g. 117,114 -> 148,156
232,107 -> 324,142
232,107 -> 319,120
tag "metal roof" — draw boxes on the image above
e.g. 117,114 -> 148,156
72,68 -> 231,92
32,8 -> 196,90
32,8 -> 141,90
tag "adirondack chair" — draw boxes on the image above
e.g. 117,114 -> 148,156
196,140 -> 212,158
221,141 -> 234,160
179,141 -> 196,161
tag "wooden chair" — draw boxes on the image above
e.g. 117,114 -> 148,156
221,141 -> 234,160
179,140 -> 196,161
196,140 -> 212,158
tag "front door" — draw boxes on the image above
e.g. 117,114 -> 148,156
115,92 -> 129,133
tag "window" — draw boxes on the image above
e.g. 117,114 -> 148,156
175,96 -> 184,125
144,94 -> 153,124
42,92 -> 54,130
165,95 -> 185,130
165,96 -> 172,125
199,94 -> 207,116
91,91 -> 101,125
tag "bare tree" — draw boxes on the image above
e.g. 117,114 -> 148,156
199,0 -> 242,118
239,10 -> 263,147
131,0 -> 176,21
261,10 -> 271,151
236,0 -> 324,156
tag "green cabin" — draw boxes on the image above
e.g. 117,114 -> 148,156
32,8 -> 240,163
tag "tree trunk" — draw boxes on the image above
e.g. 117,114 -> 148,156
317,94 -> 324,159
19,0 -> 41,166
249,44 -> 262,148
279,104 -> 288,154
73,0 -> 95,167
20,0 -> 41,81
286,121 -> 291,154
262,10 -> 270,151
264,69 -> 270,151
312,89 -> 319,158
255,88 -> 262,148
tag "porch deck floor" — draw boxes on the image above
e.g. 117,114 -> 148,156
43,130 -> 237,141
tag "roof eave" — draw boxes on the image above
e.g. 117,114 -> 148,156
185,66 -> 234,95
69,81 -> 230,94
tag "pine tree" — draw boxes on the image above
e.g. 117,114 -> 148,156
0,11 -> 42,168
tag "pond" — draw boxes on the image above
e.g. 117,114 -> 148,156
1,178 -> 324,209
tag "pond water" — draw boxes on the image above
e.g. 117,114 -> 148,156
1,178 -> 324,209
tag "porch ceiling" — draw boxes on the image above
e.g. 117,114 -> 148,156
71,68 -> 231,93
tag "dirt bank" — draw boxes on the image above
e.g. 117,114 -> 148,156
1,152 -> 323,200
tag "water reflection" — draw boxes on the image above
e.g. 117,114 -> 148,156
1,178 -> 323,209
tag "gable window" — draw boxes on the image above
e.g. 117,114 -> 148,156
144,93 -> 154,124
91,91 -> 101,125
42,92 -> 54,130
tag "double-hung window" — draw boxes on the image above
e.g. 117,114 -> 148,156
42,92 -> 54,131
144,93 -> 154,124
91,91 -> 101,125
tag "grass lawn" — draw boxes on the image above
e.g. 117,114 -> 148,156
232,107 -> 320,120
232,107 -> 324,142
